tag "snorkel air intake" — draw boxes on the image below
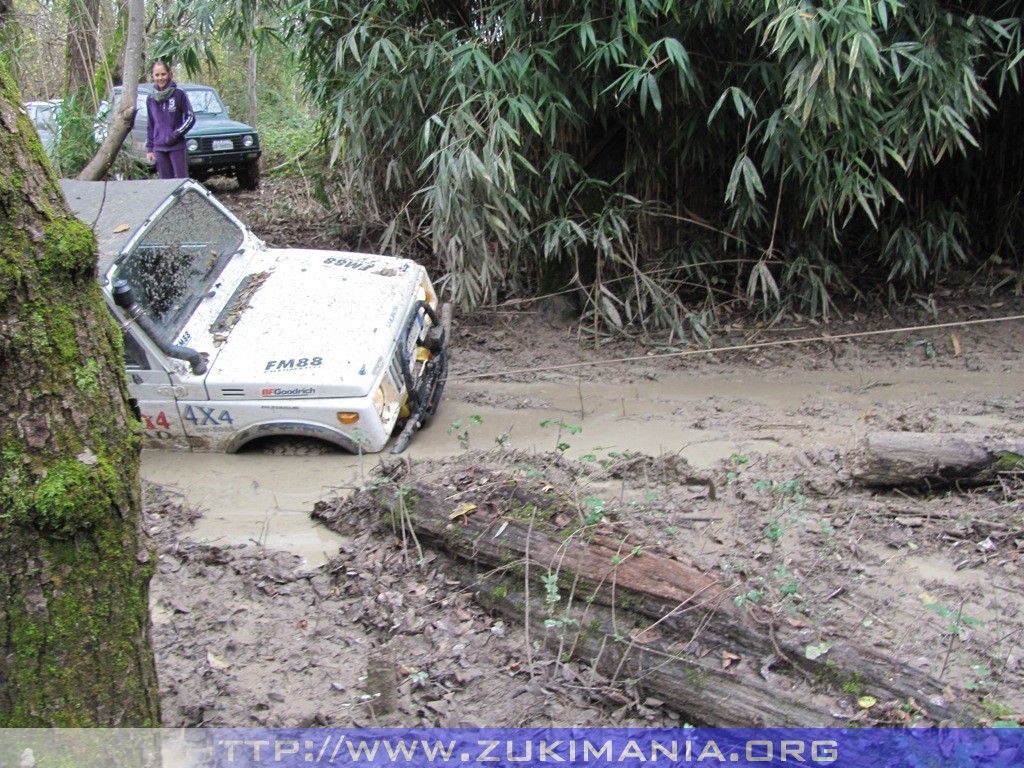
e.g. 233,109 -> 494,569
113,279 -> 207,375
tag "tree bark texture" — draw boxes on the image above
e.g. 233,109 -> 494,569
315,459 -> 982,727
0,56 -> 159,725
853,432 -> 1024,488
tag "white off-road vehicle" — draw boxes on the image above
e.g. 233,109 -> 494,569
61,179 -> 450,454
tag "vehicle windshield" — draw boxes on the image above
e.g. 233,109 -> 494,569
108,87 -> 225,116
185,89 -> 224,115
114,187 -> 243,337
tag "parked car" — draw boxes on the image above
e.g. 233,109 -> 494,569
96,84 -> 261,189
24,99 -> 62,159
60,178 -> 450,454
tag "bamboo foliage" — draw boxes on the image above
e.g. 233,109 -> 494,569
187,1 -> 1024,326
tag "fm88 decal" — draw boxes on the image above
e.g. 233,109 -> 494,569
265,356 -> 324,373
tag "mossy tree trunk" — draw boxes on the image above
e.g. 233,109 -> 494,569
0,54 -> 160,725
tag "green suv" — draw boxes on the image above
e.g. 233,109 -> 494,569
97,83 -> 261,189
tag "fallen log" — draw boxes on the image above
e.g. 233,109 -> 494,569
853,432 -> 1024,487
315,456 -> 983,727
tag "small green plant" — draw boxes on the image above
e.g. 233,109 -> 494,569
448,414 -> 483,449
763,517 -> 784,544
804,641 -> 832,660
579,445 -> 627,468
841,679 -> 863,697
926,601 -> 983,640
541,572 -> 577,634
395,482 -> 418,508
583,496 -> 607,525
980,698 -> 1016,722
966,664 -> 993,694
540,418 -> 582,452
726,452 -> 749,484
541,572 -> 561,606
734,589 -> 762,608
926,598 -> 983,680
773,564 -> 800,597
749,477 -> 809,546
543,615 -> 578,631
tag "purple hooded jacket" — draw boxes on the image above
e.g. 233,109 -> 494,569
146,82 -> 196,152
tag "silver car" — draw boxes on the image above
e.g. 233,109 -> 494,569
24,99 -> 61,159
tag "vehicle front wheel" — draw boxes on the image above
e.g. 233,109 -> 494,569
237,159 -> 260,190
250,436 -> 338,456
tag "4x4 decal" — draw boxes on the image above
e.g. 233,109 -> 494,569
183,405 -> 234,426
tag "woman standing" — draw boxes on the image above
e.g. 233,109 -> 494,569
145,61 -> 195,179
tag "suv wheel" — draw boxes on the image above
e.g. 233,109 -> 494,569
237,159 -> 260,190
253,436 -> 338,456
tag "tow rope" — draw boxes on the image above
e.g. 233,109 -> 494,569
449,313 -> 1024,383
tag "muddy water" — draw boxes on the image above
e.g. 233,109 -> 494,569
140,367 -> 1020,569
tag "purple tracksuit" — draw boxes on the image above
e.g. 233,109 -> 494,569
146,82 -> 195,179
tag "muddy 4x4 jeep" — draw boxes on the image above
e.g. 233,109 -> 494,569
97,84 -> 262,189
61,178 -> 450,454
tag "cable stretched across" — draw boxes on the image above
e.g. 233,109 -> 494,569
449,313 -> 1024,383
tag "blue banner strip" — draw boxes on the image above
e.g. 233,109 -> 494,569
2,727 -> 1023,767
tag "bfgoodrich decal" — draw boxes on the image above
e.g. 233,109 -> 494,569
261,387 -> 317,398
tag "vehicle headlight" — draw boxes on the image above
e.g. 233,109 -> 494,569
186,138 -> 199,152
242,135 -> 255,148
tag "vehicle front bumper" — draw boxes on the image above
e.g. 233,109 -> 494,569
188,149 -> 261,168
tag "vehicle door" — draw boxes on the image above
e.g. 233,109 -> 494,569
123,327 -> 191,449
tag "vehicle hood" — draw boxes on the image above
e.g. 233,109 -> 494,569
200,247 -> 424,399
191,115 -> 257,137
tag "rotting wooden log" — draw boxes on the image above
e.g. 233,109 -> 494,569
468,583 -> 837,727
315,467 -> 983,727
853,432 -> 1024,487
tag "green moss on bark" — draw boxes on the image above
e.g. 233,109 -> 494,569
0,59 -> 158,726
41,217 -> 97,278
32,458 -> 117,536
1,518 -> 157,727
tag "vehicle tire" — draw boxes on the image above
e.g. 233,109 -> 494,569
237,159 -> 260,190
253,436 -> 338,456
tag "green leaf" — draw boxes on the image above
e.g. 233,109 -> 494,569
643,73 -> 661,114
804,642 -> 832,660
